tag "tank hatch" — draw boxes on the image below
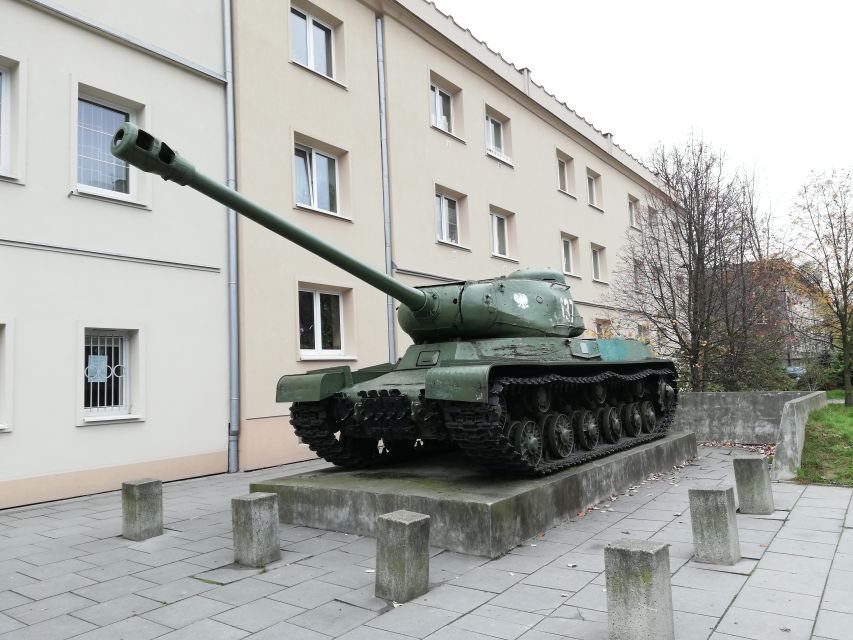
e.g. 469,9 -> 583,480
506,269 -> 566,284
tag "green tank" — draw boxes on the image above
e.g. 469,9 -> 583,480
112,123 -> 677,475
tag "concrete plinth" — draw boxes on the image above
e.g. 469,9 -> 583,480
605,539 -> 674,640
122,479 -> 162,542
733,457 -> 775,515
375,510 -> 430,602
232,493 -> 281,567
689,487 -> 740,565
251,431 -> 697,558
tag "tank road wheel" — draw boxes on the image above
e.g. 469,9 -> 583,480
621,402 -> 642,437
544,412 -> 574,459
640,401 -> 659,433
599,406 -> 622,444
572,409 -> 599,450
512,417 -> 544,466
584,383 -> 606,409
524,385 -> 552,415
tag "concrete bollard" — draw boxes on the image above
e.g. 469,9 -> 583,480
604,540 -> 674,640
375,510 -> 430,603
122,479 -> 163,541
688,487 -> 741,564
232,493 -> 281,567
733,457 -> 775,515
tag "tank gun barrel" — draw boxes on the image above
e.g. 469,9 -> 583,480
110,123 -> 430,313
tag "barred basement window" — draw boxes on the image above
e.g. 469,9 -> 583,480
83,330 -> 130,417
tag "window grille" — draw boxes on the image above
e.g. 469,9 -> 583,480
84,331 -> 129,416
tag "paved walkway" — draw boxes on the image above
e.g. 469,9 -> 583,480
1,446 -> 851,640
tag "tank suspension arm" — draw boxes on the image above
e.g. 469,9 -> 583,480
111,123 -> 430,314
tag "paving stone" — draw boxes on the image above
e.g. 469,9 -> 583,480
338,627 -> 413,639
72,575 -> 155,603
731,585 -> 819,620
412,584 -> 492,613
687,557 -> 757,575
300,549 -> 366,570
0,613 -> 23,635
535,606 -> 607,639
254,563 -> 329,587
15,559 -> 95,581
484,554 -> 551,574
449,612 -> 533,639
821,587 -> 853,615
212,597 -> 303,632
562,582 -> 607,612
826,568 -> 853,590
424,626 -> 496,639
747,568 -> 827,597
141,595 -> 233,629
315,563 -> 377,589
670,567 -> 746,593
268,578 -> 351,608
278,526 -> 326,543
0,590 -> 31,611
673,610 -> 717,640
247,619 -> 333,639
671,585 -> 734,616
12,573 -> 95,600
489,583 -> 571,614
66,616 -> 171,640
367,603 -> 460,638
183,547 -> 234,569
814,609 -> 853,640
717,606 -> 813,639
18,547 -> 87,566
521,566 -> 598,592
71,593 -> 162,625
0,613 -> 95,640
203,577 -> 282,605
767,537 -> 837,559
131,547 -> 198,567
283,537 -> 347,555
137,576 -> 216,604
132,560 -> 208,584
757,551 -> 832,575
154,618 -> 248,639
449,566 -> 525,593
337,537 -> 378,558
192,563 -> 263,585
289,600 -> 376,636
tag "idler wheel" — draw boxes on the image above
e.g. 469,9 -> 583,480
621,403 -> 642,437
655,378 -> 675,411
524,385 -> 552,415
640,400 -> 659,433
511,417 -> 543,466
572,409 -> 599,450
599,406 -> 622,444
544,412 -> 574,459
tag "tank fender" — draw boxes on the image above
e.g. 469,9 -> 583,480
425,364 -> 492,403
276,366 -> 353,402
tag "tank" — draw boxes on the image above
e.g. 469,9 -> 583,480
111,123 -> 677,475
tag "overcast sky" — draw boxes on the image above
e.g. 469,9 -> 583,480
431,0 -> 852,217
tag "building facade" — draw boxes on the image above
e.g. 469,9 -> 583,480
232,0 -> 659,469
0,0 -> 231,507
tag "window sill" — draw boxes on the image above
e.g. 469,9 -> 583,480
630,224 -> 641,231
430,125 -> 466,145
563,271 -> 582,280
80,414 -> 144,426
289,60 -> 348,90
491,253 -> 519,264
0,424 -> 11,433
299,354 -> 358,362
436,239 -> 472,252
295,203 -> 353,222
588,203 -> 605,213
592,278 -> 609,285
558,189 -> 577,200
0,172 -> 23,185
486,149 -> 514,167
73,186 -> 151,210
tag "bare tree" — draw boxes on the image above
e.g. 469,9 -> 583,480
790,170 -> 853,405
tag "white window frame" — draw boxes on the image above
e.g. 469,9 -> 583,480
83,329 -> 131,419
430,84 -> 453,133
290,7 -> 335,79
591,246 -> 603,281
491,211 -> 509,258
485,115 -> 504,156
435,193 -> 460,245
294,143 -> 339,214
628,196 -> 639,228
557,158 -> 568,193
0,66 -> 10,175
299,289 -> 345,357
587,173 -> 598,207
76,93 -> 137,202
561,236 -> 576,275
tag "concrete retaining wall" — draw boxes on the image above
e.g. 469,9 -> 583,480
672,391 -> 827,481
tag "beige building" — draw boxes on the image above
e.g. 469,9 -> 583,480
0,0 -> 231,507
233,0 -> 659,469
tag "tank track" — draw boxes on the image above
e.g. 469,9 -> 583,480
443,368 -> 677,476
290,366 -> 677,474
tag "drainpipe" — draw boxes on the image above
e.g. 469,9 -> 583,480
223,0 -> 240,472
375,15 -> 397,364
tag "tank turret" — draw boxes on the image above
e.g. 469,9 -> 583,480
112,123 -> 676,476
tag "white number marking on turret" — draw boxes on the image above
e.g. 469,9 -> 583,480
513,293 -> 529,309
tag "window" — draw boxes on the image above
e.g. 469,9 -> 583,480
84,330 -> 130,418
561,235 -> 578,275
435,193 -> 459,244
633,259 -> 643,291
77,98 -> 130,194
628,195 -> 640,227
491,212 -> 508,257
586,169 -> 602,208
430,84 -> 452,133
0,323 -> 9,432
290,7 -> 333,78
595,319 -> 611,339
0,66 -> 9,174
637,323 -> 649,341
556,151 -> 575,194
646,207 -> 658,233
294,143 -> 338,213
591,245 -> 606,281
299,289 -> 343,356
484,106 -> 511,163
